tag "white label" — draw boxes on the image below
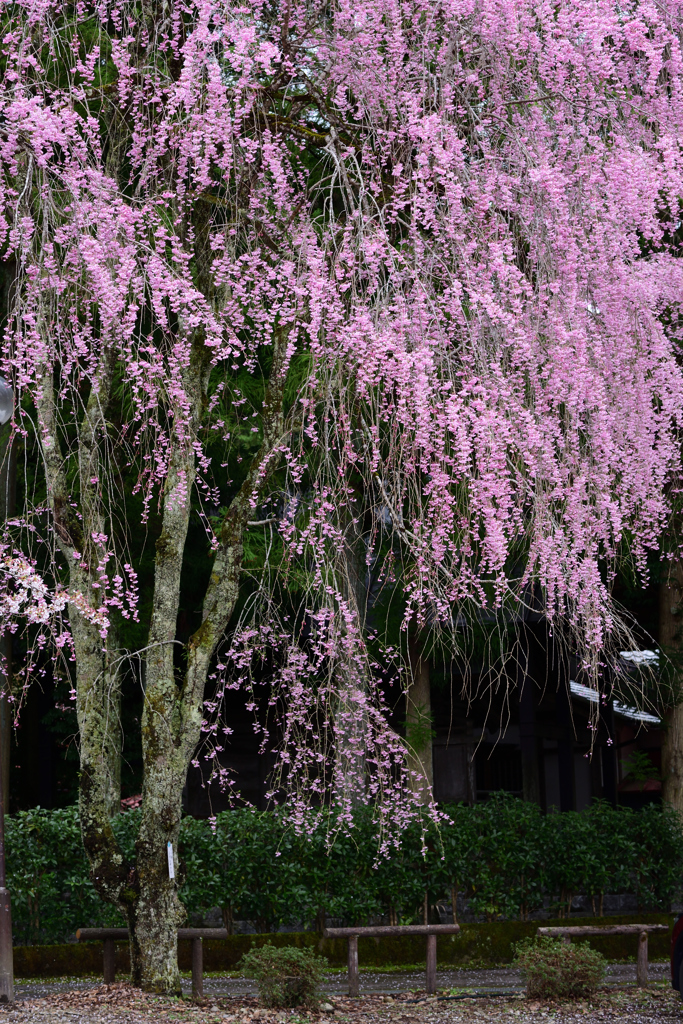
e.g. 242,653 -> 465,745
167,841 -> 175,880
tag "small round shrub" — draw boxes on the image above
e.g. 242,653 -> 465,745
514,936 -> 606,1000
240,944 -> 328,1009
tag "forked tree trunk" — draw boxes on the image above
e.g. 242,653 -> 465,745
129,328 -> 290,990
30,153 -> 291,985
660,560 -> 683,813
133,419 -> 201,991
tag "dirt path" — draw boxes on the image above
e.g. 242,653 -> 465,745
0,983 -> 681,1024
13,964 -> 670,1000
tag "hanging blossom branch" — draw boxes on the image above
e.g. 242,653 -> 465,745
0,553 -> 108,633
0,542 -> 137,636
0,0 -> 682,827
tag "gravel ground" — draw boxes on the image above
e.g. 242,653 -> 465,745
13,964 -> 670,1000
0,981 -> 681,1024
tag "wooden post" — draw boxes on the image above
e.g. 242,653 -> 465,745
536,924 -> 666,987
192,937 -> 203,1000
636,931 -> 648,987
562,935 -> 571,945
323,923 -> 459,997
347,935 -> 359,998
103,938 -> 115,984
450,886 -> 458,925
537,925 -> 668,939
425,934 -> 437,994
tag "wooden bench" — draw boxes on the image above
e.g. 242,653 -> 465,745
537,924 -> 669,987
324,924 -> 460,996
76,926 -> 228,999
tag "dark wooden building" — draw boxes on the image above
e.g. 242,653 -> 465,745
183,633 -> 662,817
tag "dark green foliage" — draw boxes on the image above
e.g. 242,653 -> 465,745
6,797 -> 683,944
631,803 -> 682,910
5,805 -> 139,944
462,798 -> 547,921
514,936 -> 606,999
240,944 -> 327,1008
620,751 -> 659,783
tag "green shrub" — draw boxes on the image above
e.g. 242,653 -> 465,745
240,944 -> 328,1008
514,936 -> 606,999
6,799 -> 683,943
5,805 -> 127,944
631,803 -> 683,910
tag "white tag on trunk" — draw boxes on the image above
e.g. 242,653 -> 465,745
167,841 -> 175,880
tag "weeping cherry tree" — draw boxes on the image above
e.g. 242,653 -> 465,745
1,0 -> 683,993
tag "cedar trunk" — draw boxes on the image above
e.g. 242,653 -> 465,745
406,640 -> 433,803
660,561 -> 683,814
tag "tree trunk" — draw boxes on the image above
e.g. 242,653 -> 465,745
334,513 -> 369,808
37,348 -> 124,833
135,434 -> 198,992
36,358 -> 130,923
0,419 -> 15,813
133,757 -> 186,991
129,328 -> 289,991
29,160 -> 291,984
406,639 -> 433,803
660,560 -> 683,813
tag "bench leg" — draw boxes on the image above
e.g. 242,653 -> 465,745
636,931 -> 648,987
192,937 -> 203,1000
103,938 -> 115,984
347,935 -> 359,998
426,934 -> 436,995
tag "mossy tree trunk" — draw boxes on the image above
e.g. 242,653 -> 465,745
131,327 -> 289,992
36,349 -> 128,912
22,76 -> 291,977
36,323 -> 289,992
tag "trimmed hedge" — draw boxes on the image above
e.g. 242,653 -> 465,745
6,796 -> 682,946
12,915 -> 674,977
